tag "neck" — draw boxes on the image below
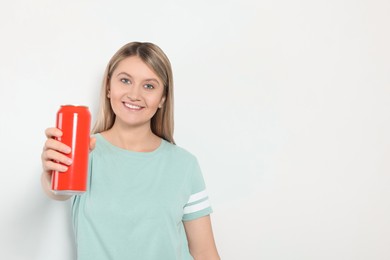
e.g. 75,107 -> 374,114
102,122 -> 161,152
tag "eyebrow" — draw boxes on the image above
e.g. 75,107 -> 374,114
116,72 -> 160,85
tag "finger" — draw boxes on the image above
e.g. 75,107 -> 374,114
44,127 -> 63,139
43,160 -> 69,173
89,137 -> 96,151
43,138 -> 71,154
42,149 -> 73,166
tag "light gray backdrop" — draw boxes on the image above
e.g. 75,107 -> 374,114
1,0 -> 389,259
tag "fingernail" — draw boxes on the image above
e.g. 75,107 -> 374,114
66,158 -> 73,165
61,165 -> 68,172
63,147 -> 71,153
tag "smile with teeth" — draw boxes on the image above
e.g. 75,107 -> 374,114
124,102 -> 143,110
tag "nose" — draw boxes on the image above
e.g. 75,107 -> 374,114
126,85 -> 141,101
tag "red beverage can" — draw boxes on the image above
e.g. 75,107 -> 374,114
51,105 -> 91,195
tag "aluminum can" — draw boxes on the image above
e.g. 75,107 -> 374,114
51,105 -> 91,195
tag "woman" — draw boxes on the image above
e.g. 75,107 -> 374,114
41,42 -> 220,260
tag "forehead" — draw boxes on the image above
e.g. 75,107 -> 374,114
114,56 -> 161,81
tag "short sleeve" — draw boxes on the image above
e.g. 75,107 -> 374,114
182,158 -> 213,221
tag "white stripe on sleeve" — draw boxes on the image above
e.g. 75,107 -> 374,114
183,199 -> 211,214
187,189 -> 208,204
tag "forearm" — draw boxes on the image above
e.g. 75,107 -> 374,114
40,172 -> 71,201
191,249 -> 221,260
185,216 -> 220,260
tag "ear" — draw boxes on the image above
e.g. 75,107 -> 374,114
158,96 -> 166,108
107,87 -> 111,98
106,80 -> 111,98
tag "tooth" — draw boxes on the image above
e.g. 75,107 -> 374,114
125,103 -> 141,109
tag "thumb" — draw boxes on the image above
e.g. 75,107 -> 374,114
89,137 -> 96,151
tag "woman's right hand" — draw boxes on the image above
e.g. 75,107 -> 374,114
40,127 -> 72,200
41,127 -> 96,175
41,127 -> 73,177
40,127 -> 96,200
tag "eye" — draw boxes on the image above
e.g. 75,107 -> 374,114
120,78 -> 131,84
144,84 -> 154,90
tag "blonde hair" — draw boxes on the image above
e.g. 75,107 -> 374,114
92,42 -> 175,144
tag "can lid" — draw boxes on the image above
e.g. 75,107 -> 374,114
61,104 -> 89,108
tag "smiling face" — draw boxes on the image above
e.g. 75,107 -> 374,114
107,56 -> 166,130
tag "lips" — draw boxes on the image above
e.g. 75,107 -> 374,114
123,102 -> 143,110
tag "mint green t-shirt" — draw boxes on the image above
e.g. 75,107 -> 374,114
71,134 -> 213,260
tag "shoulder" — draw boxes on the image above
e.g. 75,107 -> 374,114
163,141 -> 198,162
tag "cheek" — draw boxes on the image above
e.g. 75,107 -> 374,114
109,90 -> 124,111
153,96 -> 165,109
109,97 -> 119,113
109,85 -> 127,101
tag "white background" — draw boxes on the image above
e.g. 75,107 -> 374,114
1,0 -> 389,259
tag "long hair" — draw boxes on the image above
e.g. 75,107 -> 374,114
92,42 -> 175,144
